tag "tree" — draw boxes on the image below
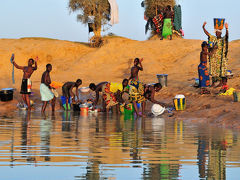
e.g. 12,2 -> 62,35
144,0 -> 175,18
69,0 -> 110,37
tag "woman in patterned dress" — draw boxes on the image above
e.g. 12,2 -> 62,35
202,21 -> 229,88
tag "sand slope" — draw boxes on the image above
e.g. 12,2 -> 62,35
1,37 -> 239,87
0,37 -> 240,127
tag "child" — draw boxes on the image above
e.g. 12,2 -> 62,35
198,41 -> 216,94
219,77 -> 229,94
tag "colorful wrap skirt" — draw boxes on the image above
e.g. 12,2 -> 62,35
129,80 -> 145,103
102,83 -> 118,108
20,79 -> 32,94
198,63 -> 210,88
162,18 -> 172,38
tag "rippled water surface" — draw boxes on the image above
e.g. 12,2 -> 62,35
0,111 -> 240,180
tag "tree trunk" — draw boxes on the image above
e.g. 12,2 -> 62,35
93,27 -> 101,37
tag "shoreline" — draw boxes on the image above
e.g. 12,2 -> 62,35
0,37 -> 240,129
1,85 -> 240,130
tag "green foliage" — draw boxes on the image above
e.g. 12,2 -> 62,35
144,0 -> 176,18
69,0 -> 110,36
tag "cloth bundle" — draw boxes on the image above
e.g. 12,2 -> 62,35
162,18 -> 173,38
174,5 -> 182,31
108,0 -> 119,25
50,81 -> 63,89
152,14 -> 164,33
40,83 -> 54,101
219,88 -> 235,96
10,54 -> 15,84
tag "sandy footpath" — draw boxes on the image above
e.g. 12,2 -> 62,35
0,37 -> 240,128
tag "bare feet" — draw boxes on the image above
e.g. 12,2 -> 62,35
200,89 -> 211,95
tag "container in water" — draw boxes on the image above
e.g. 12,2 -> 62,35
0,90 -> 13,101
80,104 -> 89,116
120,103 -> 134,114
151,104 -> 165,116
73,103 -> 80,111
80,87 -> 90,93
173,94 -> 186,111
157,74 -> 168,87
137,103 -> 141,109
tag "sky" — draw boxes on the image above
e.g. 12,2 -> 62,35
0,0 -> 239,42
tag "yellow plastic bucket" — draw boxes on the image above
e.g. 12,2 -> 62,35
173,95 -> 186,111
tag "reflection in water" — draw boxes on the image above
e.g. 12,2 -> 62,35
196,127 -> 229,180
207,132 -> 227,180
143,117 -> 180,180
21,111 -> 36,163
40,117 -> 52,161
143,163 -> 180,180
197,134 -> 209,179
62,111 -> 71,132
0,111 -> 240,179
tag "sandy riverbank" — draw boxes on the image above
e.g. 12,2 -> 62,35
0,37 -> 240,128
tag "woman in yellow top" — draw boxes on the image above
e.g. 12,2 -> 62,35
102,79 -> 129,113
89,79 -> 129,113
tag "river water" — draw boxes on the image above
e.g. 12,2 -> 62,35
0,111 -> 239,180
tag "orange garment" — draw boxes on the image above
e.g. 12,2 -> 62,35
50,81 -> 63,89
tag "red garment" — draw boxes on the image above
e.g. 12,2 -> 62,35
221,84 -> 229,90
152,14 -> 164,33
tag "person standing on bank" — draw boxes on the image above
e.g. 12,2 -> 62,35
161,5 -> 174,40
40,64 -> 56,114
11,55 -> 38,111
202,21 -> 229,88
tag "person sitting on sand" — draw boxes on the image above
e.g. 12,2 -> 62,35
11,55 -> 38,111
62,79 -> 82,110
40,64 -> 56,113
202,21 -> 229,88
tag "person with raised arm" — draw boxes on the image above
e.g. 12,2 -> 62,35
202,21 -> 229,88
11,55 -> 38,110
